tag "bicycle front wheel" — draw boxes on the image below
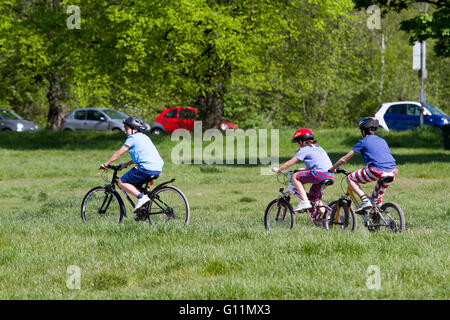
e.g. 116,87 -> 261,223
328,200 -> 357,232
264,199 -> 295,230
380,202 -> 405,233
147,186 -> 190,226
81,186 -> 124,224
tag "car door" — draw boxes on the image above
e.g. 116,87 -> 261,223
72,110 -> 87,130
177,108 -> 196,131
85,110 -> 109,130
405,104 -> 421,129
161,108 -> 179,133
384,104 -> 407,130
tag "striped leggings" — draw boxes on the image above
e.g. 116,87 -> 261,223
348,167 -> 398,204
295,170 -> 335,201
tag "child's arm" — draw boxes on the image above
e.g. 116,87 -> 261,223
328,150 -> 355,172
273,157 -> 299,173
101,145 -> 130,169
120,160 -> 135,169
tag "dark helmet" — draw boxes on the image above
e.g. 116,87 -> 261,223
123,116 -> 145,131
359,117 -> 379,130
292,128 -> 314,143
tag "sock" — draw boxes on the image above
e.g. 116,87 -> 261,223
137,193 -> 143,199
360,194 -> 369,202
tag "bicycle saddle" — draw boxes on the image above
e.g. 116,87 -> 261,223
318,179 -> 334,187
145,175 -> 159,183
380,172 -> 394,183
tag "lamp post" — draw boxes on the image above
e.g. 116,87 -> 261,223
417,1 -> 429,127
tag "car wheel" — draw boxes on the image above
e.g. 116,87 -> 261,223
151,128 -> 164,135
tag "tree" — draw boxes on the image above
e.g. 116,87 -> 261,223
352,0 -> 450,57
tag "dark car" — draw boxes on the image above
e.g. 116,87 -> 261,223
150,106 -> 238,135
375,101 -> 449,131
61,108 -> 150,132
0,108 -> 38,132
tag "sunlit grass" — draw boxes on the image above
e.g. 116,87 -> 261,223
0,128 -> 448,299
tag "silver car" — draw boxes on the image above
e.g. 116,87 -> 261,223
0,108 -> 38,132
61,108 -> 150,132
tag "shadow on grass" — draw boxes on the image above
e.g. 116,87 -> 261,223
0,130 -> 169,150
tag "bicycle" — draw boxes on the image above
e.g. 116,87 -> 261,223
330,168 -> 405,232
81,165 -> 190,226
264,170 -> 334,230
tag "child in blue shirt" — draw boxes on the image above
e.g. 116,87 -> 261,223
328,117 -> 397,212
273,128 -> 334,211
101,116 -> 164,212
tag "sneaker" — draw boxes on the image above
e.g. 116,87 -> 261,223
293,200 -> 312,212
356,199 -> 373,213
134,195 -> 150,212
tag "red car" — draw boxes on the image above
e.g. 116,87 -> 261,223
150,106 -> 238,135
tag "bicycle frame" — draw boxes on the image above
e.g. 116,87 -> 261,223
333,169 -> 399,230
103,165 -> 175,219
278,170 -> 330,223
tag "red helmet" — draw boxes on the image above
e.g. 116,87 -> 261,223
292,128 -> 314,143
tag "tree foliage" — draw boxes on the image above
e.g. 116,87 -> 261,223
353,0 -> 450,57
0,0 -> 448,130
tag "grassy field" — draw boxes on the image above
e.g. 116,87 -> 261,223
0,127 -> 448,300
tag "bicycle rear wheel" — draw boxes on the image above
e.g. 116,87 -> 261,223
380,202 -> 405,232
328,200 -> 357,231
81,186 -> 124,224
147,186 -> 190,226
264,199 -> 295,230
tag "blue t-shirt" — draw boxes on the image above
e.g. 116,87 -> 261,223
295,145 -> 333,172
124,132 -> 164,172
353,135 -> 396,171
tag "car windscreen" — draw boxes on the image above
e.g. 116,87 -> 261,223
103,109 -> 128,119
0,109 -> 22,120
424,104 -> 446,116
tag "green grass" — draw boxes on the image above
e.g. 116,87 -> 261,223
0,128 -> 449,299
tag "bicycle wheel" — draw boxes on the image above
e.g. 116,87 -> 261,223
81,186 -> 124,224
313,204 -> 332,230
147,186 -> 190,225
328,200 -> 357,231
380,202 -> 405,233
264,199 -> 295,230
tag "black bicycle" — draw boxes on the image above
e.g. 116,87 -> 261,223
81,165 -> 190,226
330,168 -> 405,232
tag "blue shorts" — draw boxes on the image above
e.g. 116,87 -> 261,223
120,167 -> 161,187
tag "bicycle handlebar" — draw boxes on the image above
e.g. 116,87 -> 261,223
99,164 -> 123,171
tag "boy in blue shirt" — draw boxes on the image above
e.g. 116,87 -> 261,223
101,116 -> 164,212
328,117 -> 397,212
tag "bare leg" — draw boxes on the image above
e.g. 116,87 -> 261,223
118,179 -> 140,198
292,174 -> 308,201
347,176 -> 365,198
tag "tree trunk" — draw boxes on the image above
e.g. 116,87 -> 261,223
195,60 -> 231,129
46,71 -> 68,130
196,82 -> 226,129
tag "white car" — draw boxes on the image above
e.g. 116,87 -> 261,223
374,101 -> 449,131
